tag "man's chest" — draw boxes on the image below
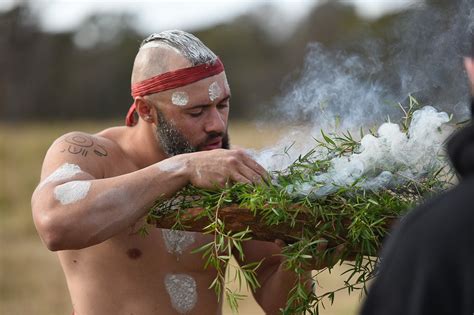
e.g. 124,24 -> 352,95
106,226 -> 217,273
60,228 -> 222,315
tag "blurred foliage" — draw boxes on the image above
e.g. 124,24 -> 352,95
0,0 -> 463,122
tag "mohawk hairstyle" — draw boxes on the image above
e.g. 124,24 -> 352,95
140,30 -> 218,66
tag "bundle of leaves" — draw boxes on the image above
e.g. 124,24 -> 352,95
146,99 -> 457,314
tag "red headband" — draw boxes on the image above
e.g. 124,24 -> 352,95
126,58 -> 224,126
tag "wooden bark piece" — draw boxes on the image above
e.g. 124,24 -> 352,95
150,206 -> 302,243
149,205 -> 397,251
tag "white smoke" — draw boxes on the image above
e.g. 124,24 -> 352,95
470,7 -> 474,35
249,106 -> 451,198
276,42 -> 392,130
274,1 -> 472,125
297,106 -> 450,197
246,1 -> 471,197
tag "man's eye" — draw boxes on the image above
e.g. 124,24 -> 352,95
217,103 -> 229,110
188,110 -> 203,117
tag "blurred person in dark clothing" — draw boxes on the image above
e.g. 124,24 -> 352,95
360,33 -> 474,315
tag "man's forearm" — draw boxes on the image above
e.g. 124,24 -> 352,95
255,262 -> 313,314
32,157 -> 189,250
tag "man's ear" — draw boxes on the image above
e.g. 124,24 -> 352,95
464,57 -> 474,94
135,97 -> 156,123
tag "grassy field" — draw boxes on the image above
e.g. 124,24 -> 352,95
0,120 -> 364,315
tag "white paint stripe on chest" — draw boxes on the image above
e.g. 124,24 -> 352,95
164,273 -> 198,314
162,229 -> 195,255
39,163 -> 83,189
54,181 -> 91,205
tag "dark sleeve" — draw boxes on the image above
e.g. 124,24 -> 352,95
360,181 -> 474,315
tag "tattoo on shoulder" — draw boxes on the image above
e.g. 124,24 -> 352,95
59,134 -> 108,158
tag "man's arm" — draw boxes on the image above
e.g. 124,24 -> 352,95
32,132 -> 267,251
233,240 -> 313,314
234,239 -> 346,314
31,131 -> 191,250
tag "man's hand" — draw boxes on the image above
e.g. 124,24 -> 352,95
180,149 -> 268,189
274,239 -> 346,271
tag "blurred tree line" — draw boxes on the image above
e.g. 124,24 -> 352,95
0,0 -> 461,122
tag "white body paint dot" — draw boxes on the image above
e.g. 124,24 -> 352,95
162,229 -> 195,255
208,81 -> 222,102
164,274 -> 198,314
171,91 -> 189,106
54,181 -> 91,205
39,163 -> 83,189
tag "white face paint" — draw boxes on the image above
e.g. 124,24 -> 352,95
208,81 -> 222,102
156,159 -> 185,173
171,91 -> 189,106
164,273 -> 198,314
54,181 -> 91,205
224,79 -> 230,93
39,163 -> 83,189
162,229 -> 195,256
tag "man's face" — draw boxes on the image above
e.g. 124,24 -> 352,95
155,108 -> 230,156
151,72 -> 231,157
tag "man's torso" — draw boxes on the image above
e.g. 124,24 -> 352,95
57,128 -> 222,315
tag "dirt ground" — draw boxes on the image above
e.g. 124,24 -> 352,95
0,121 -> 365,314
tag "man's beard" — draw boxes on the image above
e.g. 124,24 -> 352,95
155,109 -> 229,157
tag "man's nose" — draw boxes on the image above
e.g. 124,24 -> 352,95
204,107 -> 226,134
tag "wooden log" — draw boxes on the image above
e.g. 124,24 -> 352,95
148,205 -> 398,253
150,206 -> 303,243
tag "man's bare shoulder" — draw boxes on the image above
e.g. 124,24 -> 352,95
54,130 -> 117,155
41,130 -> 122,181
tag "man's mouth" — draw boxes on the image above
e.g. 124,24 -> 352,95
201,138 -> 222,150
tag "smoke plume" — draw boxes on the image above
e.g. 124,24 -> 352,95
250,0 -> 472,195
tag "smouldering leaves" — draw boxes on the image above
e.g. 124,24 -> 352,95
146,99 -> 455,314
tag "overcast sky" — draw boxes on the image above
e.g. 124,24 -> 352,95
0,0 -> 422,33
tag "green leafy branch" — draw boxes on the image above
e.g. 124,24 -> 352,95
146,99 -> 454,314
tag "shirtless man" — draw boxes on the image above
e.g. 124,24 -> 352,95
31,30 -> 331,315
